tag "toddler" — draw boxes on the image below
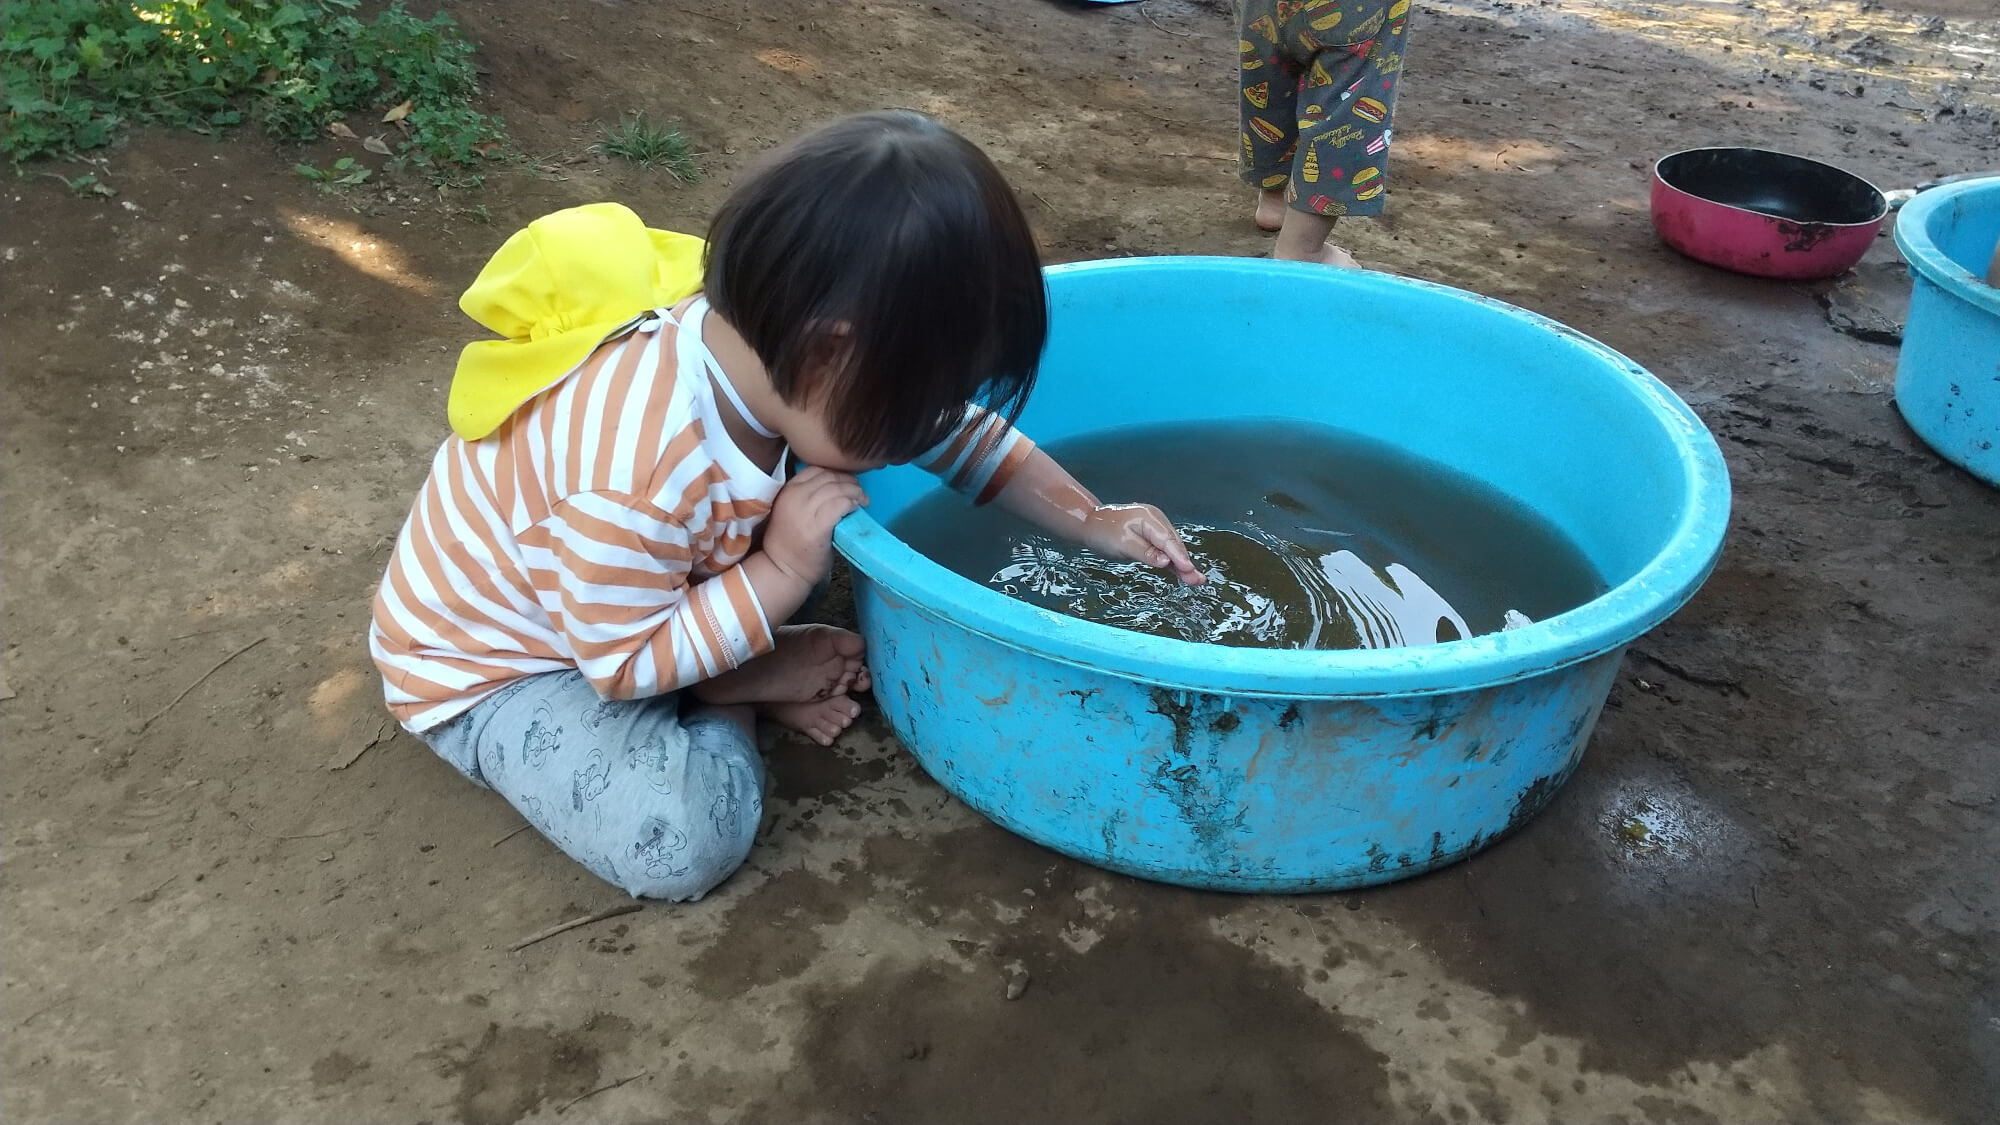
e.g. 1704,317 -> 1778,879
370,112 -> 1199,902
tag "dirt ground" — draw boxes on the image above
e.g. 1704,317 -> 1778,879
5,0 -> 1998,1121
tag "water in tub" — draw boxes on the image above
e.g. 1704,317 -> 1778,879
892,420 -> 1606,650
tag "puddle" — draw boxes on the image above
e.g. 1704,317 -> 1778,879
1596,777 -> 1746,877
1605,795 -> 1701,861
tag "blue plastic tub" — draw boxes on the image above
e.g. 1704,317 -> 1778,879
835,258 -> 1731,892
1894,177 -> 2000,486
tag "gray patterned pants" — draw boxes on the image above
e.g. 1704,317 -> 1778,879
418,671 -> 765,901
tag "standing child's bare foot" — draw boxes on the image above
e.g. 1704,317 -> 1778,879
690,624 -> 870,706
1271,240 -> 1360,268
1317,243 -> 1359,268
764,695 -> 864,747
1255,189 -> 1287,232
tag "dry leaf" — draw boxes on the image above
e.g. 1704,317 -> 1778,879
327,122 -> 358,140
362,135 -> 393,155
381,100 -> 413,124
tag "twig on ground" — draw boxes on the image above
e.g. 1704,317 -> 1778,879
134,637 -> 267,735
1630,648 -> 1744,694
508,902 -> 643,952
1293,903 -> 1323,948
1133,108 -> 1197,130
490,822 -> 535,847
558,1070 -> 650,1114
134,874 -> 178,903
167,624 -> 244,642
277,827 -> 350,841
1030,188 -> 1058,215
1141,2 -> 1194,37
12,995 -> 75,1030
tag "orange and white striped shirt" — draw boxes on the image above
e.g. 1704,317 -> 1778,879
371,299 -> 1034,731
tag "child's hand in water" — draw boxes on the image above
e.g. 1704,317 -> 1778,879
1083,503 -> 1205,585
987,449 -> 1201,584
765,467 -> 869,586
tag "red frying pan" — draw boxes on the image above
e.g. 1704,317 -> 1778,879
1651,147 -> 1889,281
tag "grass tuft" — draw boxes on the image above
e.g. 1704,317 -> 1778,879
593,112 -> 699,183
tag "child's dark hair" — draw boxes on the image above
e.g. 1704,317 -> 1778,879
704,110 -> 1046,463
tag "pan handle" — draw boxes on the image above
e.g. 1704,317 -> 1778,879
1890,170 -> 2000,209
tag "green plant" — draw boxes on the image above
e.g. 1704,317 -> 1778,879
1,0 -> 505,180
294,154 -> 368,187
40,169 -> 116,197
593,112 -> 699,183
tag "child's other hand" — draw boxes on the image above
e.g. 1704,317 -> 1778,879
1084,503 -> 1205,586
764,467 -> 868,586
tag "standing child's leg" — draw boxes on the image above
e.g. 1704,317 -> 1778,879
1239,0 -> 1305,233
1280,0 -> 1414,262
1275,211 -> 1359,265
419,671 -> 767,901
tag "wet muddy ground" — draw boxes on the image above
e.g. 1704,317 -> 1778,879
4,0 -> 1997,1121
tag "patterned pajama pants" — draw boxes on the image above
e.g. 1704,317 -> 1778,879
1238,0 -> 1413,217
418,671 -> 765,901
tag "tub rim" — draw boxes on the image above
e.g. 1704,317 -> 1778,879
834,256 -> 1733,701
1893,176 -> 2000,316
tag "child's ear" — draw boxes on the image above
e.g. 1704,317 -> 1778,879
800,320 -> 856,397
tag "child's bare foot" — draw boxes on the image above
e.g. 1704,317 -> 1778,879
1255,189 -> 1287,232
1317,243 -> 1359,268
764,695 -> 864,747
1271,241 -> 1360,268
1272,208 -> 1344,264
691,624 -> 869,706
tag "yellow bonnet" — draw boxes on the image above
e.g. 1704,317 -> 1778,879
448,202 -> 707,440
